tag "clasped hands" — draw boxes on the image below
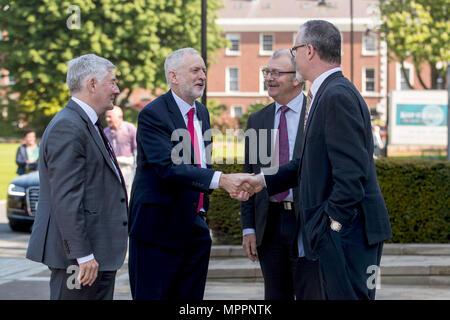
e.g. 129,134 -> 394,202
218,173 -> 265,201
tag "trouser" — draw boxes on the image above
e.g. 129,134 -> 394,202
49,267 -> 116,300
258,202 -> 322,300
128,215 -> 212,300
317,211 -> 383,300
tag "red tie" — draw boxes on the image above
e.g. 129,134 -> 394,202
187,108 -> 204,213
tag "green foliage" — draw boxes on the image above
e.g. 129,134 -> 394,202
0,0 -> 227,132
207,98 -> 227,131
238,101 -> 267,129
379,0 -> 449,89
207,163 -> 243,244
376,158 -> 449,243
208,159 -> 450,244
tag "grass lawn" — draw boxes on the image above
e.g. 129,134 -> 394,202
0,143 -> 20,200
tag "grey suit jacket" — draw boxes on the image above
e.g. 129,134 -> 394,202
26,99 -> 128,271
241,96 -> 306,247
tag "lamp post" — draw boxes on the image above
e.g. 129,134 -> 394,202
317,0 -> 354,82
201,0 -> 207,106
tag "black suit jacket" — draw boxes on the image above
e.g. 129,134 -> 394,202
265,71 -> 392,259
241,96 -> 306,247
128,90 -> 215,248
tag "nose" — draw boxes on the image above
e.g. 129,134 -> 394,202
113,83 -> 120,94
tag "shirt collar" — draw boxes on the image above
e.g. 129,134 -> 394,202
171,90 -> 196,118
71,96 -> 98,125
275,92 -> 304,114
309,67 -> 341,97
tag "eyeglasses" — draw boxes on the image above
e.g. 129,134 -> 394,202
290,43 -> 307,57
261,68 -> 296,78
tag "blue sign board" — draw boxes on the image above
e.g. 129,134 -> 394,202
396,104 -> 447,126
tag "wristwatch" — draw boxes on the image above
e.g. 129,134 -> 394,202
330,218 -> 342,232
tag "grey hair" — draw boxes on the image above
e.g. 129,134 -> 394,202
66,54 -> 116,94
298,20 -> 341,64
164,47 -> 200,87
271,49 -> 305,85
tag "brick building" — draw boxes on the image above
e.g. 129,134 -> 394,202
207,0 -> 431,126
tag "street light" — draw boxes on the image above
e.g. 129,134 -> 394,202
201,0 -> 207,106
317,0 -> 354,82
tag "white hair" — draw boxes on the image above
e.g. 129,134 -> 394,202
164,48 -> 200,87
66,54 -> 116,94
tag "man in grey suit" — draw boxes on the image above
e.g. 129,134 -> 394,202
241,49 -> 321,300
26,54 -> 129,300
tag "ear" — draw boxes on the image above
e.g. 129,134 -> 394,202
168,70 -> 177,86
306,44 -> 315,61
86,77 -> 97,93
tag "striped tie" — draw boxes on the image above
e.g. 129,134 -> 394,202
303,89 -> 313,131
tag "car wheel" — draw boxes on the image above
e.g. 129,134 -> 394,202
8,219 -> 32,233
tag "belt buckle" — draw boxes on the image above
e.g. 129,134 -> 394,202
283,202 -> 292,210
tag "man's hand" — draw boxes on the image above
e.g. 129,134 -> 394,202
242,233 -> 258,262
219,173 -> 266,201
219,173 -> 254,195
77,258 -> 99,287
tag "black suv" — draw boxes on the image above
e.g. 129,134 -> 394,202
7,171 -> 39,232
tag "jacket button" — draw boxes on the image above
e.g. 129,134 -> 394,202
193,203 -> 197,208
121,198 -> 125,203
123,221 -> 128,226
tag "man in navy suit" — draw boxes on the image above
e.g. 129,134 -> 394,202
128,48 -> 252,300
241,20 -> 392,299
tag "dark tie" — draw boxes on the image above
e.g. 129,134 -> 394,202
303,89 -> 313,131
187,108 -> 204,213
274,105 -> 290,202
95,119 -> 128,211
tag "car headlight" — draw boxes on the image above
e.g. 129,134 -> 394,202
7,184 -> 26,197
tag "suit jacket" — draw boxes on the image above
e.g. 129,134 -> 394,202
265,71 -> 392,260
128,90 -> 215,248
26,99 -> 129,271
241,97 -> 306,247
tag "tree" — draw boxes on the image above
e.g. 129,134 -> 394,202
379,0 -> 449,89
0,0 -> 227,133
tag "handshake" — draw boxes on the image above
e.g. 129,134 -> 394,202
218,173 -> 266,201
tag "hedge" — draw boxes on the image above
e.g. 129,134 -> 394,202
207,159 -> 450,244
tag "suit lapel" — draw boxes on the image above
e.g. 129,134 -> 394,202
164,90 -> 200,166
66,100 -> 119,178
292,93 -> 306,159
263,103 -> 275,161
298,71 -> 342,174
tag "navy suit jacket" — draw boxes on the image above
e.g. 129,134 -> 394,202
128,90 -> 215,248
265,71 -> 392,260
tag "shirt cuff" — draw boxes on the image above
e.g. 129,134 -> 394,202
209,171 -> 222,189
77,254 -> 94,264
243,228 -> 256,236
260,172 -> 267,187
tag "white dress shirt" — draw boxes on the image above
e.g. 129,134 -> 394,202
171,91 -> 222,200
243,93 -> 304,237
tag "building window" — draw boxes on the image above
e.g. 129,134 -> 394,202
260,34 -> 274,56
362,32 -> 377,55
226,34 -> 241,56
227,67 -> 239,92
231,106 -> 243,118
396,62 -> 414,90
363,68 -> 376,92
